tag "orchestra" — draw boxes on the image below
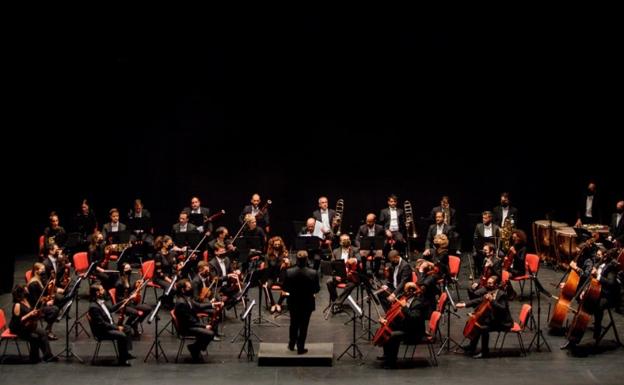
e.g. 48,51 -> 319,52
2,188 -> 622,370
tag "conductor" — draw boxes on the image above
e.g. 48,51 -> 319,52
283,250 -> 320,354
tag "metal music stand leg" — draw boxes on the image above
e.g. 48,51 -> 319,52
252,286 -> 280,327
53,297 -> 84,363
597,308 -> 624,348
144,314 -> 169,363
438,287 -> 463,355
337,310 -> 363,360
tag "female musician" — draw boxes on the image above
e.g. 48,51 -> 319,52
153,235 -> 179,308
10,285 -> 55,363
456,275 -> 513,358
468,243 -> 502,299
114,262 -> 153,336
264,236 -> 289,313
376,282 -> 427,369
432,234 -> 451,283
27,262 -> 60,340
415,259 -> 441,318
507,229 -> 528,278
89,231 -> 116,290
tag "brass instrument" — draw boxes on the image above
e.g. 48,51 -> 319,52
332,199 -> 344,236
500,216 -> 514,254
404,200 -> 418,238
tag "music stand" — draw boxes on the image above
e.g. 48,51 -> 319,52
143,276 -> 177,363
230,281 -> 262,343
360,236 -> 385,251
338,295 -> 364,360
527,273 -> 552,352
322,260 -> 348,319
107,230 -> 130,245
358,273 -> 380,341
233,236 -> 262,265
53,267 -> 93,363
238,300 -> 257,361
248,268 -> 279,327
438,285 -> 462,355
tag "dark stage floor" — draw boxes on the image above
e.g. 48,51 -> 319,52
1,253 -> 623,385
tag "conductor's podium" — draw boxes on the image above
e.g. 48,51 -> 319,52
257,343 -> 333,366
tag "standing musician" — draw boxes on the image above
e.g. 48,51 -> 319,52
575,181 -> 602,227
608,200 -> 624,247
429,195 -> 457,227
114,262 -> 153,337
379,250 -> 413,310
174,279 -> 215,362
376,282 -> 427,369
468,243 -> 502,299
379,194 -> 406,254
88,283 -> 135,366
183,196 -> 213,236
356,213 -> 386,276
312,196 -> 337,238
473,211 -> 501,277
240,193 -> 270,234
423,211 -> 452,259
26,262 -> 60,340
264,236 -> 289,313
10,285 -> 56,363
456,275 -> 513,358
283,251 -> 320,355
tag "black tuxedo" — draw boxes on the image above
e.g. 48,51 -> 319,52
240,205 -> 270,229
283,264 -> 320,352
88,300 -> 133,361
379,208 -> 405,231
430,206 -> 457,227
331,247 -> 358,261
356,224 -> 385,248
174,296 -> 214,353
312,209 -> 336,228
389,259 -> 413,297
424,223 -> 452,250
102,222 -> 127,243
610,212 -> 624,244
473,223 -> 501,276
464,287 -> 513,355
492,205 -> 519,228
576,193 -> 602,224
382,294 -> 428,365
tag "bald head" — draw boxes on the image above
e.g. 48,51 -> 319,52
366,213 -> 376,226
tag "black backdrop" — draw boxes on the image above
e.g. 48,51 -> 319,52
6,11 -> 622,255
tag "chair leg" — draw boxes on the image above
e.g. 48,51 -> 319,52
428,343 -> 438,366
494,332 -> 501,349
112,340 -> 119,359
519,281 -> 525,298
92,341 -> 101,364
1,339 -> 7,362
499,332 -> 508,352
176,339 -> 185,363
517,333 -> 525,356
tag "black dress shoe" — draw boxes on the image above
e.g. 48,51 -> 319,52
127,354 -> 137,359
288,344 -> 295,351
560,341 -> 573,350
118,360 -> 132,366
382,361 -> 397,369
376,355 -> 387,361
297,348 -> 308,355
473,352 -> 489,359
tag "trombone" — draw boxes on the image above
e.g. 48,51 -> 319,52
332,199 -> 344,237
404,200 -> 418,239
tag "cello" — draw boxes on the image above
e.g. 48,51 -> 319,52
463,290 -> 496,340
565,277 -> 601,344
373,283 -> 420,346
549,239 -> 594,330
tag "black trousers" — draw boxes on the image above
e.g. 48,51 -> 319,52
289,309 -> 312,351
186,326 -> 214,352
98,326 -> 133,361
19,327 -> 52,362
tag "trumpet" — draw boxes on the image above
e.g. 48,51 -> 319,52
404,200 -> 418,238
332,198 -> 344,236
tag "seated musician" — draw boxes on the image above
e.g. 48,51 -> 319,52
239,193 -> 270,234
415,259 -> 441,318
10,285 -> 56,363
356,213 -> 385,276
153,235 -> 182,309
242,214 -> 267,251
191,261 -> 221,337
264,236 -> 289,313
174,279 -> 215,362
326,257 -> 360,314
207,226 -> 237,257
127,198 -> 154,251
27,262 -> 60,340
379,194 -> 406,254
114,262 -> 153,337
423,211 -> 452,260
562,248 -> 622,350
456,275 -> 513,358
432,234 -> 451,283
376,282 -> 427,369
88,283 -> 135,366
468,242 -> 502,300
209,242 -> 241,309
183,196 -> 212,236
88,231 -> 117,290
102,208 -> 127,244
507,229 -> 528,278
43,211 -> 67,250
379,250 -> 413,311
299,217 -> 329,270
472,211 -> 501,277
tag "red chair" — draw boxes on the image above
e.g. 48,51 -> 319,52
108,288 -> 117,305
73,252 -> 90,275
38,235 -> 45,260
403,310 -> 441,366
0,309 -> 27,363
448,255 -> 461,300
24,270 -> 33,283
511,254 -> 540,298
411,271 -> 418,283
141,260 -> 162,303
494,304 -> 531,356
203,250 -> 209,262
